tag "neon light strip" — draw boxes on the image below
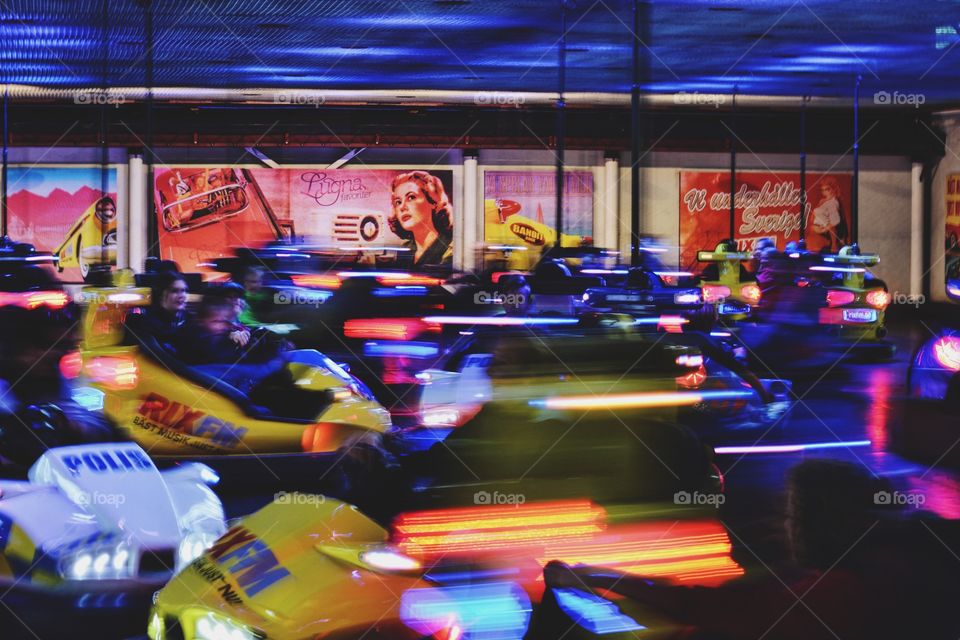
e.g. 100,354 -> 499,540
654,271 -> 694,277
633,317 -> 689,325
487,245 -> 529,251
529,389 -> 753,410
421,315 -> 579,326
581,268 -> 629,275
714,439 -> 871,455
810,266 -> 865,273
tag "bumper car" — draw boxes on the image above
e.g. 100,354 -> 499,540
0,442 -> 225,638
807,246 -> 893,358
696,243 -> 761,322
76,273 -> 391,467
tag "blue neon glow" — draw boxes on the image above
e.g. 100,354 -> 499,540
364,341 -> 439,358
710,331 -> 733,337
400,581 -> 532,639
948,282 -> 960,297
714,440 -> 872,455
372,286 -> 429,297
553,588 -> 646,635
71,386 -> 105,412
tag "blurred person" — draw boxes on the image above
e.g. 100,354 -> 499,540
544,459 -> 959,640
233,265 -> 268,326
177,296 -> 261,368
0,274 -> 119,468
388,171 -> 453,268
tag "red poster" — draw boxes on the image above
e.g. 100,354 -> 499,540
679,171 -> 853,271
153,168 -> 454,274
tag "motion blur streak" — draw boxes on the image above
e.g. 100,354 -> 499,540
539,521 -> 743,586
553,588 -> 646,635
421,315 -> 579,326
393,501 -> 606,557
400,582 -> 532,640
290,273 -> 341,289
714,440 -> 871,454
531,390 -> 753,411
344,318 -> 440,340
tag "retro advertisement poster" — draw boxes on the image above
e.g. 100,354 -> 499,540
5,166 -> 119,281
945,173 -> 960,290
483,170 -> 594,261
153,167 -> 454,273
679,171 -> 854,271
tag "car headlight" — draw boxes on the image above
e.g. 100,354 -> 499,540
59,541 -> 135,581
194,612 -> 261,640
674,291 -> 702,305
177,531 -> 221,571
421,406 -> 460,427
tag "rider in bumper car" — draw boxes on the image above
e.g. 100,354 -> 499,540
0,274 -> 119,468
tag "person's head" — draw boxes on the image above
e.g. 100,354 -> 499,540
388,171 -> 453,242
239,265 -> 265,295
785,459 -> 884,570
94,197 -> 117,224
819,177 -> 840,201
0,290 -> 79,392
153,271 -> 189,315
218,282 -> 246,321
196,296 -> 235,336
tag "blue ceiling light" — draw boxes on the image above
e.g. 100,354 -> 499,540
936,25 -> 959,50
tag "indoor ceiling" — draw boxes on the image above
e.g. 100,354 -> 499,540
0,0 -> 958,103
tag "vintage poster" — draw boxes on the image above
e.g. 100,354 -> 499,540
153,167 -> 454,273
679,171 -> 854,271
945,173 -> 960,290
483,170 -> 594,258
5,166 -> 119,281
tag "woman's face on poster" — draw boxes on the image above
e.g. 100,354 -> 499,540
393,181 -> 434,233
821,184 -> 835,199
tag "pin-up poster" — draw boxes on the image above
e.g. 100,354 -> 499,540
679,171 -> 853,271
945,173 -> 960,290
5,166 -> 118,281
153,168 -> 454,273
483,170 -> 594,251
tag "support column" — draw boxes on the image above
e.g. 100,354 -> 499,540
462,154 -> 479,273
911,162 -> 924,297
603,156 -> 619,250
116,159 -> 129,269
128,154 -> 147,272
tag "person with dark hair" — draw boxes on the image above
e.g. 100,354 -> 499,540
0,276 -> 119,467
388,171 -> 453,268
124,271 -> 190,355
543,459 -> 960,640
